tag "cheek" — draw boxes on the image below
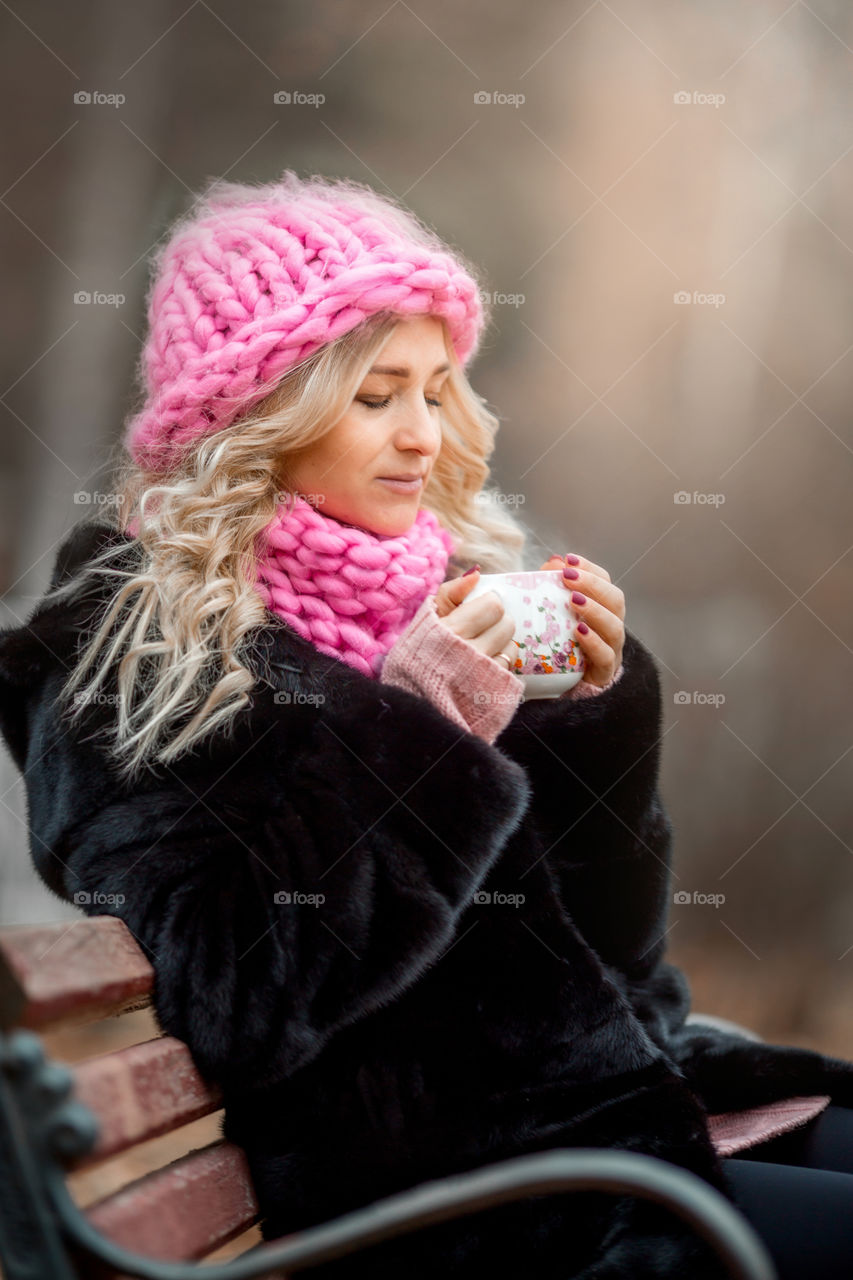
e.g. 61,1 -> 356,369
285,411 -> 387,494
332,415 -> 385,469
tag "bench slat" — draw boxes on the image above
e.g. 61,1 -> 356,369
69,1036 -> 223,1168
0,917 -> 154,1031
83,1139 -> 261,1270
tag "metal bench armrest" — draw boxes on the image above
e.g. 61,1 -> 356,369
1,1029 -> 777,1280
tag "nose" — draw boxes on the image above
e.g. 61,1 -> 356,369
393,392 -> 441,459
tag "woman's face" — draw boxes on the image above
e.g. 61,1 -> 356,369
283,314 -> 450,536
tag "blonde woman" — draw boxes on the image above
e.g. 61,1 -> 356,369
3,170 -> 853,1280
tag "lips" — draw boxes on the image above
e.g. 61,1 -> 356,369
376,475 -> 425,494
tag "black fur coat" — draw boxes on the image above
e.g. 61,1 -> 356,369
3,517 -> 853,1279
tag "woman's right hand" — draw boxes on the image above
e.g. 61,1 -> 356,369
432,569 -> 517,666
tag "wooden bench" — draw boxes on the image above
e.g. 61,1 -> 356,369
0,915 -> 777,1280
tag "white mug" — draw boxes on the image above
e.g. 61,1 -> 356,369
465,569 -> 586,699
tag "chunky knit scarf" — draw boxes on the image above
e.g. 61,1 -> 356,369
252,495 -> 457,678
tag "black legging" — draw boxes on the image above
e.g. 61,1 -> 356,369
720,1104 -> 853,1279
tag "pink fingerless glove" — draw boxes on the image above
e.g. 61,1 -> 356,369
561,660 -> 624,699
379,594 -> 625,743
379,594 -> 525,743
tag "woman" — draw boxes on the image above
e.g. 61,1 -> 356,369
2,169 -> 853,1279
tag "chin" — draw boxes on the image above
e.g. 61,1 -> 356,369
325,496 -> 421,538
367,505 -> 421,537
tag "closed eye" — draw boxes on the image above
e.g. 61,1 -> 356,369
358,396 -> 443,410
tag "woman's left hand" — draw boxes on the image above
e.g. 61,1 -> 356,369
538,554 -> 626,688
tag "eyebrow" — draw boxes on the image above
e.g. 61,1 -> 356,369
367,362 -> 450,377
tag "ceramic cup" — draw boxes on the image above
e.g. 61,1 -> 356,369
465,569 -> 586,699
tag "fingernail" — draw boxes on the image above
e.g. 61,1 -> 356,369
571,591 -> 587,605
577,620 -> 590,634
462,564 -> 481,576
565,554 -> 580,565
563,566 -> 580,580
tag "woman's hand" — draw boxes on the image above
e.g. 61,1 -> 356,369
538,554 -> 626,689
433,572 -> 516,667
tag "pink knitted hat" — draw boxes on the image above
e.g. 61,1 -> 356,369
125,169 -> 490,473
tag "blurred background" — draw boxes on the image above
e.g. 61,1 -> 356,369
1,0 -> 851,1143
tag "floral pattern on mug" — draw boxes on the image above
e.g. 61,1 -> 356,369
504,572 -> 586,678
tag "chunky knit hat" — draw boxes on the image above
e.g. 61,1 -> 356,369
125,169 -> 490,473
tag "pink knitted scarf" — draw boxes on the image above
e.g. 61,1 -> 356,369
252,495 -> 457,678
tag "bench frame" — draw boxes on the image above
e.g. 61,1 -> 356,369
0,916 -> 778,1280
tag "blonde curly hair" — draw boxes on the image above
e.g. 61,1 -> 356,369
47,310 -> 530,784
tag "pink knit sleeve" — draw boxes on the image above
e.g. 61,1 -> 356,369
560,661 -> 625,699
379,595 -> 525,744
706,1094 -> 831,1157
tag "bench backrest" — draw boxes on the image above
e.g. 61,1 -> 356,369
0,915 -> 261,1268
0,919 -> 780,1280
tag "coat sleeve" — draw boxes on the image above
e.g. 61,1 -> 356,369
19,666 -> 533,1094
494,627 -> 675,988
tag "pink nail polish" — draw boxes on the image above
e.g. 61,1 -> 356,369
563,566 -> 580,580
565,554 -> 580,565
577,620 -> 590,634
462,564 -> 481,576
571,591 -> 586,605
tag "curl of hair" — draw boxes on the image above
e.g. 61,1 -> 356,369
49,311 -> 530,785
